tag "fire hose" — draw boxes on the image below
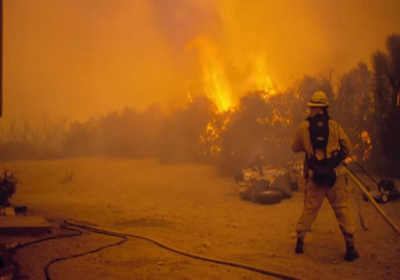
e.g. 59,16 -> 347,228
62,221 -> 301,280
343,165 -> 400,237
13,221 -> 302,280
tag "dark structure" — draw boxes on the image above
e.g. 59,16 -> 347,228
0,0 -> 3,117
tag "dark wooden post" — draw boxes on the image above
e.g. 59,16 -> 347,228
0,0 -> 3,117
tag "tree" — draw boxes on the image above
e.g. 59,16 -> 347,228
158,96 -> 217,163
62,119 -> 100,157
385,34 -> 400,174
334,62 -> 373,161
370,34 -> 400,176
386,34 -> 400,105
218,92 -> 274,175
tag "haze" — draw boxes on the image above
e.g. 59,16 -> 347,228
3,0 -> 400,122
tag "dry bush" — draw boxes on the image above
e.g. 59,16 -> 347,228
0,114 -> 68,160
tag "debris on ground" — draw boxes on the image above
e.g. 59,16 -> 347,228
235,159 -> 304,204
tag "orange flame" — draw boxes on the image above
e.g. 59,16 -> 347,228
345,156 -> 357,164
361,130 -> 372,160
190,38 -> 233,112
248,54 -> 277,97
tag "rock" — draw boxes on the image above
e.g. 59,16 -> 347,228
203,241 -> 211,248
332,260 -> 339,265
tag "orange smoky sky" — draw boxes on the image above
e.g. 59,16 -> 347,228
3,0 -> 400,121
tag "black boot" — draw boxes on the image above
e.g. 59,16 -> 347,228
295,238 -> 304,254
345,243 -> 359,261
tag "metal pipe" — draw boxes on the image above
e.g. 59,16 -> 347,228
344,165 -> 400,237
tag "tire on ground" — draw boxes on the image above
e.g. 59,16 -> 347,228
240,179 -> 268,201
271,175 -> 292,198
255,190 -> 283,205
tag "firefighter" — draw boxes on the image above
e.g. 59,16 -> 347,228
291,91 -> 359,261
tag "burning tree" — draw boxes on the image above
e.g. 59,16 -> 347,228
333,62 -> 374,162
158,96 -> 218,163
218,90 -> 297,175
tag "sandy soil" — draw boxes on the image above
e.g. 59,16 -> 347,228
1,158 -> 400,280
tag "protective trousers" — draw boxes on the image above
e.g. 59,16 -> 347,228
296,175 -> 355,244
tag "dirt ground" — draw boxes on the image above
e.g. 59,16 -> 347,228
1,158 -> 400,280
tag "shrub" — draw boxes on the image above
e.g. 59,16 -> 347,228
0,169 -> 19,207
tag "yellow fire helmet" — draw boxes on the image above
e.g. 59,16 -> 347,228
307,91 -> 330,107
